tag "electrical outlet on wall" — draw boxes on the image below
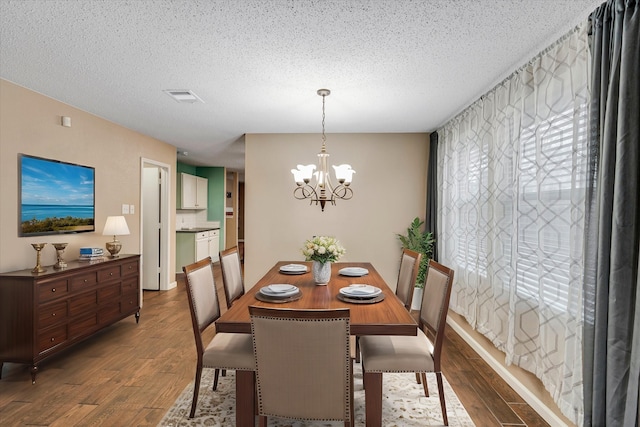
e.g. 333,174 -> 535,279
129,204 -> 135,214
122,204 -> 129,215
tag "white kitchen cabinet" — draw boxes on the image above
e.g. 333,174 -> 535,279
177,173 -> 208,209
176,229 -> 220,270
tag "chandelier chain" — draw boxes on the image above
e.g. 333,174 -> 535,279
321,92 -> 327,150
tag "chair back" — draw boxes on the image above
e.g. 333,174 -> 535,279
418,259 -> 454,368
396,248 -> 422,310
249,307 -> 352,423
183,257 -> 221,355
219,246 -> 244,308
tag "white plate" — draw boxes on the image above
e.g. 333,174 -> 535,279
338,267 -> 369,277
260,285 -> 299,297
279,264 -> 308,272
267,284 -> 297,293
339,285 -> 381,298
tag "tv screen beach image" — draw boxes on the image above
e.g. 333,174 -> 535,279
20,155 -> 95,236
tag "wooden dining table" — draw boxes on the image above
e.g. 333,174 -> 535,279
215,261 -> 418,426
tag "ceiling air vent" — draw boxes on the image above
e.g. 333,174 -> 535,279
163,89 -> 204,104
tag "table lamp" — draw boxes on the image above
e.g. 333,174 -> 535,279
103,215 -> 130,257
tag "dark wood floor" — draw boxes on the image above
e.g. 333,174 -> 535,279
0,262 -> 549,426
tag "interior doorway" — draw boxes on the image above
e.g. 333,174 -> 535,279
140,158 -> 172,297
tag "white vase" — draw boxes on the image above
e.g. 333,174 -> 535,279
312,261 -> 331,284
411,287 -> 424,311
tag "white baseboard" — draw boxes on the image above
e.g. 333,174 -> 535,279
446,317 -> 570,427
162,280 -> 177,291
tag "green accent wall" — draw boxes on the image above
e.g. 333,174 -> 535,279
177,161 -> 226,249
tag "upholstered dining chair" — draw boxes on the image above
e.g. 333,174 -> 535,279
249,306 -> 354,427
219,246 -> 244,308
395,248 -> 422,310
354,248 -> 422,363
183,257 -> 254,418
359,259 -> 455,425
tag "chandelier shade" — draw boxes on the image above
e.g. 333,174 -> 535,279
291,89 -> 355,211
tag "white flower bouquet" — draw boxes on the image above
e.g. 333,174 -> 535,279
302,236 -> 346,264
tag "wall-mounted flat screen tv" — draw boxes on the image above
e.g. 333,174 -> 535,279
19,154 -> 95,236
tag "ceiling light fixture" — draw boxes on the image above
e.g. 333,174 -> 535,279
291,89 -> 355,211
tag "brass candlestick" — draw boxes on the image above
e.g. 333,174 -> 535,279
52,243 -> 68,269
31,243 -> 47,273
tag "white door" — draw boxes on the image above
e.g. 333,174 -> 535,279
142,167 -> 161,290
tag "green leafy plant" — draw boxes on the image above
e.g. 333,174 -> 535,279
396,217 -> 435,288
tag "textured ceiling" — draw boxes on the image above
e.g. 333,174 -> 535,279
0,0 -> 603,171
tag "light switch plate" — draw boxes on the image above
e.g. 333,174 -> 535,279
122,204 -> 129,215
129,204 -> 135,215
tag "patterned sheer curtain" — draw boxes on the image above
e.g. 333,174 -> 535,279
437,23 -> 590,424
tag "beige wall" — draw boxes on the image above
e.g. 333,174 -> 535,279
244,133 -> 428,288
0,79 -> 177,277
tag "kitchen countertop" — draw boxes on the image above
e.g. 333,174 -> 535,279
176,227 -> 220,233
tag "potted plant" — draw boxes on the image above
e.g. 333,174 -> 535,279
396,217 -> 435,309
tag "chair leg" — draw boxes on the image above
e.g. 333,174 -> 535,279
415,372 -> 421,384
190,365 -> 203,418
258,415 -> 267,427
349,358 -> 355,426
420,372 -> 429,397
212,368 -> 220,391
436,372 -> 448,426
222,368 -> 227,377
364,371 -> 383,426
355,336 -> 361,363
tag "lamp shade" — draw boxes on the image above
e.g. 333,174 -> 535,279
102,216 -> 130,236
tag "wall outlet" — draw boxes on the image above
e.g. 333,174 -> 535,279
122,204 -> 129,215
129,204 -> 135,215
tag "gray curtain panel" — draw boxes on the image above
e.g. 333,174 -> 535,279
583,0 -> 640,426
425,132 -> 438,261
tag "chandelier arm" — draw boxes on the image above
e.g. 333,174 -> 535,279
331,185 -> 354,200
293,185 -> 318,201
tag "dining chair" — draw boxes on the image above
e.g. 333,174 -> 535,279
354,248 -> 422,363
395,248 -> 422,310
249,306 -> 354,427
219,246 -> 245,308
359,259 -> 455,425
183,257 -> 254,418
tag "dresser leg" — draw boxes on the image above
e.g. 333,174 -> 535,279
135,311 -> 140,323
30,365 -> 38,384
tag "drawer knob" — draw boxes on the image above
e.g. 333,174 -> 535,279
50,337 -> 55,342
84,279 -> 88,283
110,272 -> 113,276
52,313 -> 56,317
51,288 -> 56,292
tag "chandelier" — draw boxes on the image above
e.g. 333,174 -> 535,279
291,89 -> 355,211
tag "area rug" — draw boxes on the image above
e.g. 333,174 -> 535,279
158,364 -> 475,426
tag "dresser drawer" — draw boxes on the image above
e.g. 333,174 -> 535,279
70,272 -> 98,291
69,290 -> 98,316
121,292 -> 139,312
38,278 -> 69,303
99,301 -> 122,323
98,265 -> 121,282
39,300 -> 68,329
38,324 -> 67,354
122,260 -> 139,277
121,277 -> 138,295
69,312 -> 98,339
98,282 -> 121,302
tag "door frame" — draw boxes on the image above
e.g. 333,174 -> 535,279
140,158 -> 174,301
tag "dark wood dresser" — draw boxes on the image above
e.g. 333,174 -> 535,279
0,254 -> 140,383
